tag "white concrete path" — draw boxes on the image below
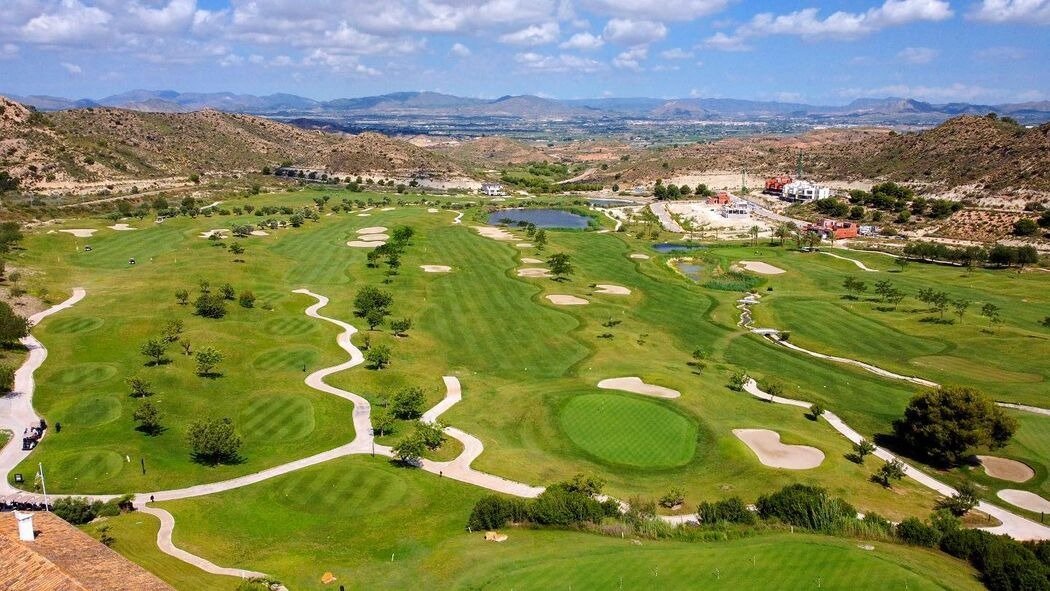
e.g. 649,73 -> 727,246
138,505 -> 266,579
819,250 -> 880,272
997,403 -> 1050,417
452,212 -> 464,224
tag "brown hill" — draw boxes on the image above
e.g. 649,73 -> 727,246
606,116 -> 1050,195
0,97 -> 460,189
437,136 -> 550,167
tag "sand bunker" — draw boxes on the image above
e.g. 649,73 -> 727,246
521,258 -> 544,264
517,268 -> 552,278
250,230 -> 269,236
546,294 -> 589,305
358,233 -> 390,241
978,456 -> 1035,483
421,265 -> 452,273
347,240 -> 386,248
428,208 -> 440,213
381,207 -> 396,211
595,284 -> 631,295
738,261 -> 786,275
516,243 -> 534,248
597,377 -> 680,399
629,253 -> 650,260
357,213 -> 371,217
733,429 -> 824,470
199,229 -> 228,239
357,227 -> 388,234
473,226 -> 516,241
998,490 -> 1050,513
60,229 -> 97,238
108,223 -> 136,231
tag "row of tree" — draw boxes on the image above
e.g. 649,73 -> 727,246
901,241 -> 1040,269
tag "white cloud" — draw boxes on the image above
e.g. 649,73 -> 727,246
612,45 -> 647,70
515,51 -> 605,72
499,22 -> 560,45
897,46 -> 938,63
0,43 -> 18,59
581,0 -> 730,20
703,32 -> 751,51
560,32 -> 605,50
837,82 -> 996,102
126,0 -> 197,34
602,19 -> 667,45
973,45 -> 1029,60
60,61 -> 82,75
970,0 -> 1050,24
21,0 -> 112,44
450,42 -> 472,57
302,48 -> 381,75
707,0 -> 953,49
322,23 -> 422,54
660,47 -> 694,59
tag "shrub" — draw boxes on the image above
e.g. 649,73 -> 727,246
238,291 -> 256,308
755,484 -> 856,533
529,485 -> 606,526
659,488 -> 685,509
0,364 -> 15,392
194,293 -> 227,319
697,497 -> 755,525
893,387 -> 1017,467
896,517 -> 941,547
187,417 -> 242,465
467,495 -> 530,530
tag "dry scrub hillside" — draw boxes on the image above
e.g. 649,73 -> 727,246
436,136 -> 550,167
0,97 -> 460,189
604,116 -> 1050,197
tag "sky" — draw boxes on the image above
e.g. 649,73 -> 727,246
1,0 -> 1048,105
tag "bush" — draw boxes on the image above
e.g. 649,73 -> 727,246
52,496 -> 131,525
238,291 -> 256,308
755,484 -> 856,533
194,293 -> 227,319
0,364 -> 14,392
391,386 -> 425,419
893,386 -> 1017,467
896,517 -> 941,547
659,488 -> 685,509
467,495 -> 530,530
529,485 -> 606,527
697,497 -> 755,525
187,417 -> 242,465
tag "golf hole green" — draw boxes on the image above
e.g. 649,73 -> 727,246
51,363 -> 119,387
559,394 -> 697,469
65,395 -> 122,427
46,316 -> 105,334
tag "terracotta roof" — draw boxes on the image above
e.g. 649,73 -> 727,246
0,511 -> 175,591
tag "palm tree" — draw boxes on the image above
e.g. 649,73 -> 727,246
748,225 -> 760,246
773,222 -> 797,247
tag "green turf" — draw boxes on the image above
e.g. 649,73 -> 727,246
558,393 -> 697,469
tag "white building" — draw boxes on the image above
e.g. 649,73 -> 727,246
481,183 -> 505,196
782,180 -> 831,202
722,202 -> 751,218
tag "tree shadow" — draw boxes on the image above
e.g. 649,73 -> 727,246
190,452 -> 245,466
196,371 -> 223,379
143,358 -> 172,367
919,317 -> 954,325
135,424 -> 166,437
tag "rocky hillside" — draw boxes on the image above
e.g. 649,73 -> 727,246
0,96 -> 460,189
609,116 -> 1050,196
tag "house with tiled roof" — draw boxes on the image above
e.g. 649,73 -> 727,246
0,511 -> 174,591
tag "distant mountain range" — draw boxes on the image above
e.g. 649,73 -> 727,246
6,90 -> 1050,125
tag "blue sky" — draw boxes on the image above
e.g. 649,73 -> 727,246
1,0 -> 1048,104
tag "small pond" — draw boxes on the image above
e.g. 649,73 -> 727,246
652,242 -> 706,253
488,208 -> 591,229
673,260 -> 704,282
588,198 -> 637,208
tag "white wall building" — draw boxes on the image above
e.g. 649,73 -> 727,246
782,180 -> 831,202
480,183 -> 505,196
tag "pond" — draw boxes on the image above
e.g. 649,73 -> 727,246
488,208 -> 591,229
588,198 -> 637,208
652,242 -> 705,253
673,260 -> 704,282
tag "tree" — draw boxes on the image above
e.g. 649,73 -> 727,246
390,317 -> 412,336
852,439 -> 876,463
885,288 -> 906,310
1016,245 -> 1039,270
415,421 -> 446,450
809,403 -> 825,420
127,377 -> 153,398
0,364 -> 14,392
952,299 -> 970,323
194,293 -> 227,319
842,276 -> 867,299
140,339 -> 168,366
0,221 -> 23,254
980,302 -> 1002,327
187,417 -> 242,465
391,225 -> 414,244
874,279 -> 894,301
218,283 -> 236,300
0,302 -> 29,345
0,171 -> 20,193
1013,218 -> 1038,236
892,386 -> 1018,467
873,458 -> 907,486
546,252 -> 573,281
353,286 -> 393,318
394,434 -> 426,465
365,344 -> 391,369
392,386 -> 425,419
162,319 -> 184,343
936,480 -> 979,516
229,242 -> 245,255
175,289 -> 189,305
894,257 -> 909,272
133,400 -> 163,435
238,291 -> 256,308
748,225 -> 760,246
195,346 -> 223,376
534,229 -> 547,250
774,222 -> 797,246
366,308 -> 386,330
373,408 -> 394,436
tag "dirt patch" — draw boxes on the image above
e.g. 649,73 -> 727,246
59,229 -> 97,238
546,294 -> 589,305
997,489 -> 1050,513
732,428 -> 824,470
517,268 -> 551,278
737,261 -> 785,275
108,223 -> 136,231
420,265 -> 452,273
629,253 -> 650,260
594,284 -> 631,295
978,456 -> 1035,483
597,377 -> 680,399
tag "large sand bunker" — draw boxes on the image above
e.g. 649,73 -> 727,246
629,253 -> 650,260
60,229 -> 98,238
546,294 -> 589,305
595,284 -> 631,295
521,258 -> 544,264
733,429 -> 824,469
998,490 -> 1050,513
978,456 -> 1035,483
358,227 -> 388,234
421,265 -> 452,273
358,233 -> 389,241
597,377 -> 680,399
347,240 -> 384,248
250,230 -> 269,236
473,226 -> 516,241
428,208 -> 440,213
199,229 -> 228,239
518,268 -> 552,278
738,261 -> 786,275
108,223 -> 136,231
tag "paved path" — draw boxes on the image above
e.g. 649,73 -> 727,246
452,212 -> 464,224
0,288 -> 86,496
819,250 -> 880,272
137,505 -> 266,579
997,402 -> 1050,417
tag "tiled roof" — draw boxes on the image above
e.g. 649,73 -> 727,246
0,511 -> 175,591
